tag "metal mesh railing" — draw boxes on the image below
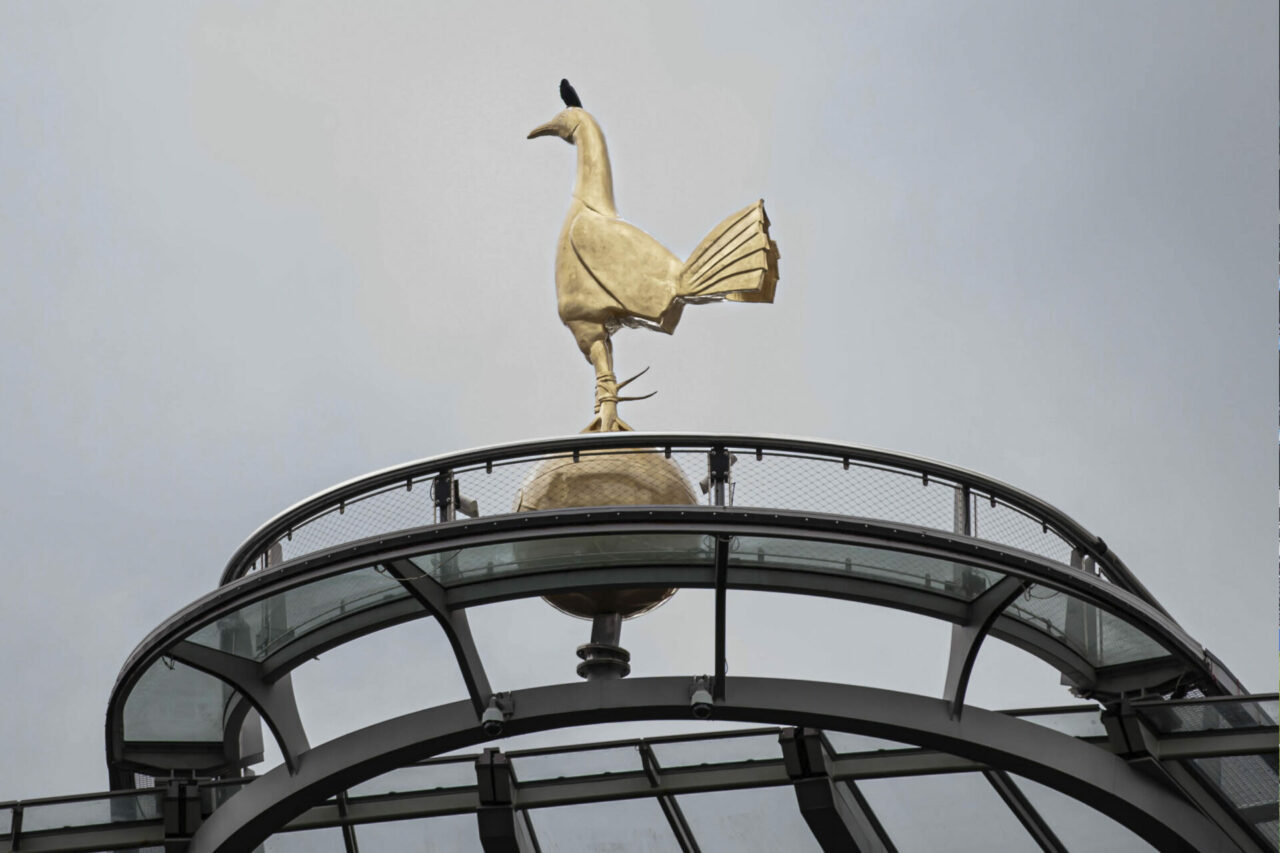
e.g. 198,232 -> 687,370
226,435 -> 1115,591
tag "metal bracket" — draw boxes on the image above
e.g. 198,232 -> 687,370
701,446 -> 734,504
475,748 -> 538,852
163,778 -> 203,850
433,470 -> 455,522
780,728 -> 893,852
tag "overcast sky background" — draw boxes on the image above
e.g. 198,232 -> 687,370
1,2 -> 1275,801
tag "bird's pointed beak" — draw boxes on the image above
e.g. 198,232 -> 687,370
527,121 -> 559,140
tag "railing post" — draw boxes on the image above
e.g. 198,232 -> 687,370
475,748 -> 538,852
953,484 -> 971,536
708,446 -> 732,507
433,470 -> 455,523
953,485 -> 974,595
163,778 -> 202,851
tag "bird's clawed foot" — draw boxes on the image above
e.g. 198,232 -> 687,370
582,400 -> 634,433
582,368 -> 648,433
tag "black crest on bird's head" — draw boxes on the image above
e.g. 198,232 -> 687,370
560,79 -> 582,109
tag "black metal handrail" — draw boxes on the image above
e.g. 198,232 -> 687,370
219,432 -> 1163,614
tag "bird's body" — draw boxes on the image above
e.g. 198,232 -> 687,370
529,81 -> 779,431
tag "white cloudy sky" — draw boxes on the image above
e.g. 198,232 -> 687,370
0,2 -> 1275,801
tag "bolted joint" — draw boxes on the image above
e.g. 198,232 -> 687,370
475,747 -> 517,805
1101,697 -> 1161,759
779,727 -> 828,779
433,471 -> 455,520
163,778 -> 203,845
700,446 -> 736,500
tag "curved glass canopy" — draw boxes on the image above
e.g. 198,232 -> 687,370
85,434 -> 1269,853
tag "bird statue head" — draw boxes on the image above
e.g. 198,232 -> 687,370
526,79 -> 586,143
527,79 -> 616,217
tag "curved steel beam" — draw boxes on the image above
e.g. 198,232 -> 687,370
944,576 -> 1030,718
187,677 -> 1238,853
167,641 -> 310,772
109,508 -> 1222,786
384,559 -> 492,716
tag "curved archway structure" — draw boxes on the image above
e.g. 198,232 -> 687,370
90,435 -> 1273,853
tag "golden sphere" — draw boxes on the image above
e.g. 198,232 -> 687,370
514,449 -> 700,619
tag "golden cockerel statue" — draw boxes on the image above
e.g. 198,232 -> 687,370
528,80 -> 779,432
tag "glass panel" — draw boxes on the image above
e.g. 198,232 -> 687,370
414,533 -> 714,586
729,536 -> 1004,601
0,807 -> 10,835
858,773 -> 1040,852
206,779 -> 250,811
189,566 -> 412,662
262,826 -> 347,852
528,798 -> 682,852
512,746 -> 644,781
1136,698 -> 1280,734
1010,708 -> 1107,738
1002,584 -> 1168,666
1189,755 -> 1279,816
824,731 -> 916,754
355,814 -> 485,851
1011,775 -> 1158,852
124,659 -> 236,742
19,791 -> 162,832
1255,820 -> 1279,851
347,760 -> 476,798
651,733 -> 781,768
677,786 -> 823,852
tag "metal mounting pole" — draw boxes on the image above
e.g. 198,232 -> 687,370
713,535 -> 730,701
577,612 -> 630,680
433,470 -> 455,523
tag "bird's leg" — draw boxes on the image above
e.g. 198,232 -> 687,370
582,337 -> 632,433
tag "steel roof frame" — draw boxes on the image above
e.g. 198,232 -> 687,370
185,676 -> 1243,853
107,506 -> 1231,787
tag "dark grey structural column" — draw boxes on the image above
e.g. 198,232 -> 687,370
474,749 -> 538,853
780,728 -> 894,853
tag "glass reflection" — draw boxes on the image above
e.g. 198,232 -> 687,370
123,659 -> 235,743
1002,584 -> 1168,667
188,567 -> 411,662
677,786 -> 822,853
729,536 -> 1004,601
528,798 -> 682,852
859,773 -> 1040,852
1011,775 -> 1158,852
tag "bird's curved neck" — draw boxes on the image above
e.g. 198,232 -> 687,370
572,113 -> 616,216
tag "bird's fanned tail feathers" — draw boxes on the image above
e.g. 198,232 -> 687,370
678,200 -> 779,304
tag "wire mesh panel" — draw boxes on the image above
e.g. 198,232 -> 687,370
733,452 -> 959,531
226,437 -> 1119,595
1189,755 -> 1280,852
968,495 -> 1077,566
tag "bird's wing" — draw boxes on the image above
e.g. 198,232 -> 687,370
570,210 -> 682,323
